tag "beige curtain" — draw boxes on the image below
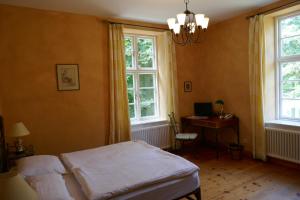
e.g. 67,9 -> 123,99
158,31 -> 179,148
108,24 -> 131,144
249,15 -> 266,161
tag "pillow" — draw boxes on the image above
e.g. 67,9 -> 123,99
26,173 -> 74,200
17,155 -> 67,177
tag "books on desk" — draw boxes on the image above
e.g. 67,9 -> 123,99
186,116 -> 209,119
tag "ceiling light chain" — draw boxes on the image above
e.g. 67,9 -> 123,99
167,0 -> 209,45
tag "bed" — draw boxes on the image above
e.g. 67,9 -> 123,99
17,140 -> 201,200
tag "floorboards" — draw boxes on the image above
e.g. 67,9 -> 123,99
176,147 -> 300,200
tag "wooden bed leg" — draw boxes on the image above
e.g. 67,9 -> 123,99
195,187 -> 201,200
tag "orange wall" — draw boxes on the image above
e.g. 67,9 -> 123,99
200,16 -> 252,150
175,0 -> 299,151
0,0 -> 294,154
0,5 -> 109,154
175,16 -> 252,150
0,96 -> 2,115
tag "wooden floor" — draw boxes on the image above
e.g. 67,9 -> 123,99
176,147 -> 300,200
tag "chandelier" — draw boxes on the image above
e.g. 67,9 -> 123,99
167,0 -> 209,45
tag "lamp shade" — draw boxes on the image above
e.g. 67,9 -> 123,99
167,18 -> 176,29
177,13 -> 186,25
10,122 -> 30,137
202,17 -> 209,29
195,14 -> 204,27
0,170 -> 38,200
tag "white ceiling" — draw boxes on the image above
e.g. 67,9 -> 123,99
0,0 -> 279,24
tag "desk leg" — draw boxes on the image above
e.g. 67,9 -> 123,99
215,129 -> 219,159
201,127 -> 206,144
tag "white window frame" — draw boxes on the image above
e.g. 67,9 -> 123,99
125,34 -> 160,123
276,11 -> 300,121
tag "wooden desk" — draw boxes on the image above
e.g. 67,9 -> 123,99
181,116 -> 240,158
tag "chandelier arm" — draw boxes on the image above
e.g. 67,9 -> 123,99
171,31 -> 187,45
191,27 -> 201,43
184,26 -> 191,44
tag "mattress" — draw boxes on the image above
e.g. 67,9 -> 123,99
63,171 -> 200,200
61,141 -> 199,200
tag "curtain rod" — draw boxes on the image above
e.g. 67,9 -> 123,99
107,21 -> 169,31
246,0 -> 300,19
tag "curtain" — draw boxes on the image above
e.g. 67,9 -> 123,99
249,15 -> 266,161
108,24 -> 131,144
158,31 -> 179,149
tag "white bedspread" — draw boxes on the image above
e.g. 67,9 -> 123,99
61,141 -> 199,200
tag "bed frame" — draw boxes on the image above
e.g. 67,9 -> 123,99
175,187 -> 201,200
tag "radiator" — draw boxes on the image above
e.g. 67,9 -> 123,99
131,124 -> 171,149
266,127 -> 300,164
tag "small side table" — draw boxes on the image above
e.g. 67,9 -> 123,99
7,145 -> 34,168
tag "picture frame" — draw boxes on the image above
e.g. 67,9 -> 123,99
56,64 -> 80,91
184,81 -> 192,92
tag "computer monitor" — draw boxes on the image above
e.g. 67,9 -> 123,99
194,102 -> 213,117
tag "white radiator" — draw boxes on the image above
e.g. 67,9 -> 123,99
266,127 -> 300,164
131,124 -> 171,149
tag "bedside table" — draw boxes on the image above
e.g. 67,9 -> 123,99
7,145 -> 34,168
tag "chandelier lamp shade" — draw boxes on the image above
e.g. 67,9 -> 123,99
167,0 -> 209,45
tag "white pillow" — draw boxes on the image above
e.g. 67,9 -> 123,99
17,155 -> 67,177
26,173 -> 74,200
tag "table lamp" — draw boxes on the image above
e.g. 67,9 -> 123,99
10,122 -> 30,154
0,170 -> 38,200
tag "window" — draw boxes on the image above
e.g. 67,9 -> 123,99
125,34 -> 159,122
277,12 -> 300,120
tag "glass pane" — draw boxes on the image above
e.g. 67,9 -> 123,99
126,74 -> 134,88
282,81 -> 295,98
127,89 -> 134,103
295,81 -> 300,98
139,74 -> 154,88
140,89 -> 154,103
141,103 -> 155,117
137,38 -> 154,68
281,99 -> 300,118
129,104 -> 135,118
125,37 -> 133,68
280,15 -> 300,38
281,62 -> 300,81
281,35 -> 300,57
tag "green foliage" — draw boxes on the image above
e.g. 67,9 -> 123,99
141,103 -> 155,117
129,105 -> 135,118
140,89 -> 154,103
127,90 -> 134,103
126,74 -> 133,88
137,38 -> 153,68
282,37 -> 300,56
281,15 -> 300,57
124,36 -> 156,119
280,15 -> 300,38
139,74 -> 154,87
280,15 -> 300,119
125,37 -> 133,68
281,62 -> 300,99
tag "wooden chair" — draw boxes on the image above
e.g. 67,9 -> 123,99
168,112 -> 198,150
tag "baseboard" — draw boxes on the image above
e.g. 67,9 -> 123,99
267,156 -> 300,170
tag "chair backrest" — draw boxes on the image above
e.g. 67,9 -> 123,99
168,112 -> 179,135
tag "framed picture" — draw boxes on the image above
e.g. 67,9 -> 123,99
56,64 -> 80,91
184,81 -> 192,92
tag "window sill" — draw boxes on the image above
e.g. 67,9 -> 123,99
265,120 -> 300,131
131,119 -> 168,131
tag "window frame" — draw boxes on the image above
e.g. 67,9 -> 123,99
125,34 -> 160,123
276,11 -> 300,121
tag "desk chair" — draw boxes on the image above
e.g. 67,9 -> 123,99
168,112 -> 198,150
